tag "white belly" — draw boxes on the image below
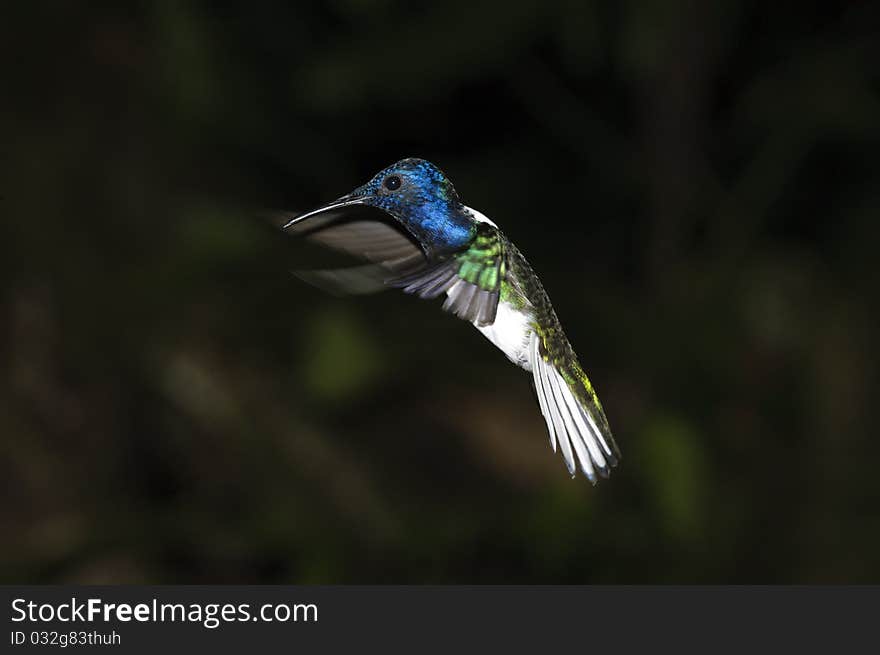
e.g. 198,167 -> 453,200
475,302 -> 534,370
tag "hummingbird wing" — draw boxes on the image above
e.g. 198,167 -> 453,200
281,208 -> 428,294
294,263 -> 392,296
288,208 -> 505,327
388,222 -> 504,327
292,212 -> 426,269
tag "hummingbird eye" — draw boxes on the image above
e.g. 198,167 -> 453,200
383,175 -> 402,191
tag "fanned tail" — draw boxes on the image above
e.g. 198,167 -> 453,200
529,332 -> 620,483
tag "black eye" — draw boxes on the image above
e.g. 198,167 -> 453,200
383,175 -> 402,191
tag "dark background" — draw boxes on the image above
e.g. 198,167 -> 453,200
2,1 -> 878,583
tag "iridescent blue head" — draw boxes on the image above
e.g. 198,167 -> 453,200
285,158 -> 475,254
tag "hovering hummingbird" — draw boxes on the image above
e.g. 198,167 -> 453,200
282,158 -> 620,483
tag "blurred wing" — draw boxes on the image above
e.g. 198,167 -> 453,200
285,209 -> 505,328
304,219 -> 425,268
282,208 -> 427,295
389,222 -> 505,327
529,332 -> 620,483
294,263 -> 391,296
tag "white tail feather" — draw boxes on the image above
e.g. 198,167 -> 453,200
528,332 -> 612,483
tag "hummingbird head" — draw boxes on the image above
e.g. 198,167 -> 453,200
351,158 -> 461,214
285,158 -> 474,253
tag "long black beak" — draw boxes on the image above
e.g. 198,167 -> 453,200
282,194 -> 366,229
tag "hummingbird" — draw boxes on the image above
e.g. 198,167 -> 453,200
282,158 -> 620,483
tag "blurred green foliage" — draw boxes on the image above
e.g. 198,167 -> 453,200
1,1 -> 879,583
